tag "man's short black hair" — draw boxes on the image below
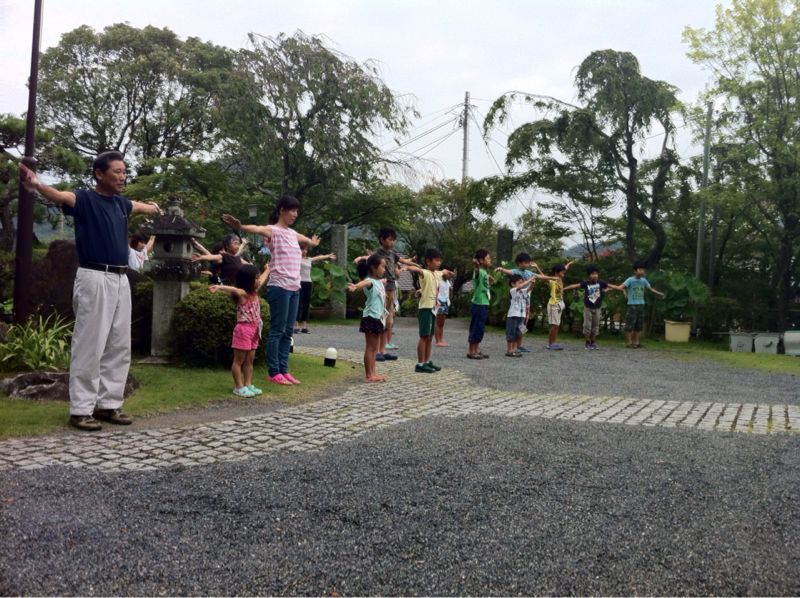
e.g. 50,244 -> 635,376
515,252 -> 532,264
92,150 -> 125,181
633,259 -> 646,270
424,247 -> 442,262
586,264 -> 599,275
378,227 -> 397,241
509,274 -> 523,285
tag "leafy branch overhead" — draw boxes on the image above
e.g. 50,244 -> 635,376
484,50 -> 682,268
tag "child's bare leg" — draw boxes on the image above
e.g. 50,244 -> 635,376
423,336 -> 433,363
469,342 -> 479,354
434,314 -> 446,343
243,350 -> 255,386
417,336 -> 426,363
365,333 -> 380,379
548,325 -> 558,345
633,331 -> 641,346
232,349 -> 246,388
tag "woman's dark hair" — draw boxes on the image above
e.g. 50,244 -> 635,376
222,233 -> 240,253
92,151 -> 125,181
269,195 -> 301,225
233,264 -> 259,301
474,248 -> 489,260
129,233 -> 146,249
356,254 -> 384,280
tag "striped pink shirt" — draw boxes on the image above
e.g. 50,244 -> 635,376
265,225 -> 302,291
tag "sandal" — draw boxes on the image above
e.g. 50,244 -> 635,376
233,387 -> 255,398
268,374 -> 293,385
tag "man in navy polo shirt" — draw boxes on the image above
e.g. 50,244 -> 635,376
20,151 -> 161,431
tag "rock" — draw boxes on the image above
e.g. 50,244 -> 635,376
0,372 -> 139,401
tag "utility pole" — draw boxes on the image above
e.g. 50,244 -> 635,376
694,102 -> 713,282
461,91 -> 470,183
13,0 -> 44,324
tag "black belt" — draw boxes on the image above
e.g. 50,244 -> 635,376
80,262 -> 128,274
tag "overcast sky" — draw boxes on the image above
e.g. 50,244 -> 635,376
0,0 -> 726,234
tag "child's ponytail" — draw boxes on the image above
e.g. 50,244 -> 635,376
357,254 -> 383,280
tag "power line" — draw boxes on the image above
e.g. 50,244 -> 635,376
383,115 -> 460,154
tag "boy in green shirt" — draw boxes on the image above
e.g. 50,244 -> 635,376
467,249 -> 493,359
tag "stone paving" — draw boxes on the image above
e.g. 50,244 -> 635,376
0,347 -> 797,473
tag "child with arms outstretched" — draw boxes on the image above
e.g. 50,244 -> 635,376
210,263 -> 270,397
347,254 -> 388,382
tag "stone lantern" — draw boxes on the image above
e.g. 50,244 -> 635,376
142,196 -> 206,359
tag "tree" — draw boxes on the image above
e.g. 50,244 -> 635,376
684,0 -> 800,330
38,23 -> 232,164
0,114 -> 84,250
484,50 -> 682,268
221,31 -> 415,202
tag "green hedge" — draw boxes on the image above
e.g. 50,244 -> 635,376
171,288 -> 270,366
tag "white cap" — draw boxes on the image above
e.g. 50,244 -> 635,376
325,347 -> 338,360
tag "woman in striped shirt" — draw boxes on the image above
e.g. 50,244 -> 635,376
223,196 -> 319,385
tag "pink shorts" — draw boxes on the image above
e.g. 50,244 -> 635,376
232,322 -> 260,351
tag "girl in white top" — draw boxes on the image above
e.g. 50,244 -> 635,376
127,233 -> 154,272
296,248 -> 336,333
434,274 -> 453,347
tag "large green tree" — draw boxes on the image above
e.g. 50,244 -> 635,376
38,23 -> 232,164
0,114 -> 84,250
484,50 -> 681,268
221,31 -> 415,203
685,0 -> 800,330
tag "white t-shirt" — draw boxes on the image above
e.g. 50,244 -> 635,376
128,247 -> 148,272
299,257 -> 313,283
508,287 -> 529,318
436,279 -> 451,306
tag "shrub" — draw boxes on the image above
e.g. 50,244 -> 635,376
170,288 -> 270,366
310,262 -> 351,308
0,314 -> 72,372
131,279 -> 153,354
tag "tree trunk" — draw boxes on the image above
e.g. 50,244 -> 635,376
0,201 -> 15,252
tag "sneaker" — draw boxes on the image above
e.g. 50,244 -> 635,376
92,409 -> 132,425
301,328 -> 309,334
382,353 -> 398,361
247,385 -> 263,395
591,343 -> 599,350
268,374 -> 293,385
415,363 -> 436,373
505,351 -> 519,358
375,352 -> 386,362
466,353 -> 482,359
584,342 -> 592,350
233,386 -> 255,398
69,415 -> 102,432
283,373 -> 301,384
293,327 -> 300,333
426,361 -> 441,371
478,352 -> 490,359
385,343 -> 399,350
517,346 -> 530,353
546,344 -> 564,351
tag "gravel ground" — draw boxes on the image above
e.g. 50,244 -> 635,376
295,319 -> 800,405
1,416 -> 798,596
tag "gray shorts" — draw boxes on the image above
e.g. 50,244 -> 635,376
547,302 -> 564,327
583,307 -> 601,336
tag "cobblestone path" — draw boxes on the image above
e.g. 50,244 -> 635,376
1,347 -> 797,473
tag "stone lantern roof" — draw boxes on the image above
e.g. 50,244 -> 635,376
144,196 -> 206,239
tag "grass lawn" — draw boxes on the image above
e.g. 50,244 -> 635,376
0,353 -> 359,440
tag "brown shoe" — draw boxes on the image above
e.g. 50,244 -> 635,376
69,415 -> 102,432
92,409 -> 133,425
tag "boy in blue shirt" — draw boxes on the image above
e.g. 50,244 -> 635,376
622,260 -> 665,348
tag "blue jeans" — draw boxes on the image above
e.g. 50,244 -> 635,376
266,286 -> 300,377
469,303 -> 489,344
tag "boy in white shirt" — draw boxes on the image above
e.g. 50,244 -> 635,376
505,274 -> 536,357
